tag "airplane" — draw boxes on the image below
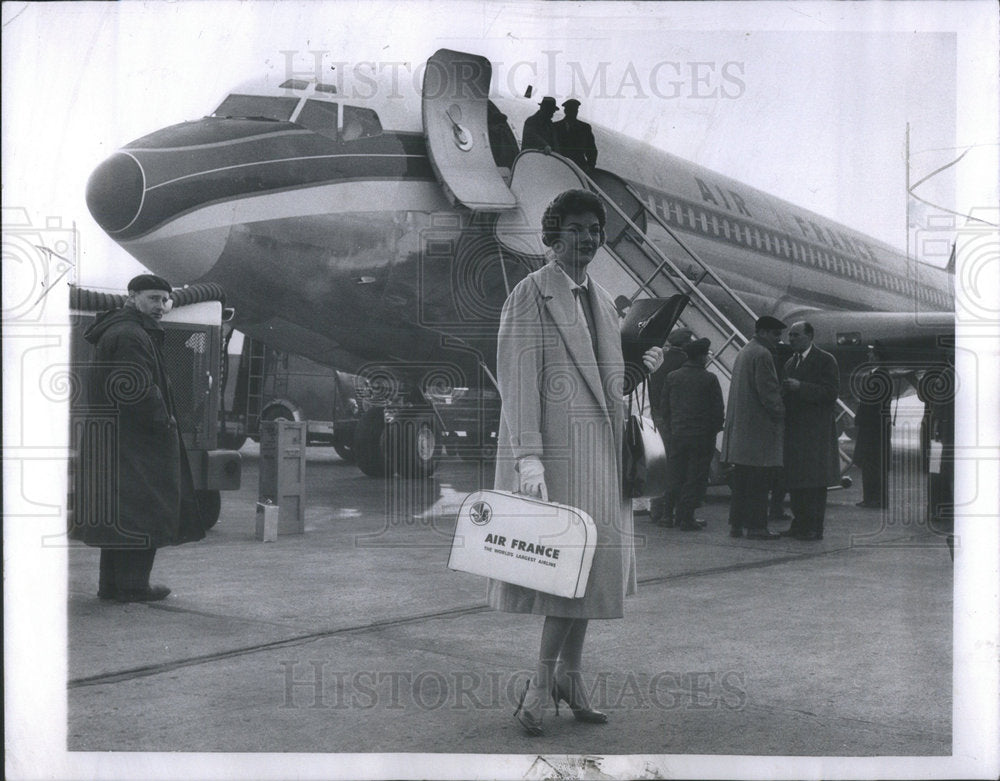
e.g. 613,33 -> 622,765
84,48 -> 954,479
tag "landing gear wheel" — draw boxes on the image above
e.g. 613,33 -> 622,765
262,405 -> 295,423
196,489 -> 222,529
333,440 -> 355,463
354,408 -> 390,477
393,418 -> 437,478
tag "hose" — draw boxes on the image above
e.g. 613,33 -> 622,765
70,282 -> 227,311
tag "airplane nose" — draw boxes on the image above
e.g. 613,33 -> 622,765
86,152 -> 144,234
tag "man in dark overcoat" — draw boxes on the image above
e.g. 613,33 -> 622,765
660,338 -> 725,531
552,99 -> 598,170
780,321 -> 841,541
521,96 -> 559,152
71,274 -> 204,601
647,328 -> 695,526
721,316 -> 786,539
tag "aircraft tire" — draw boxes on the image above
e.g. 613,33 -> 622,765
333,441 -> 356,463
354,408 -> 391,477
196,489 -> 222,530
392,418 -> 437,479
262,404 -> 296,423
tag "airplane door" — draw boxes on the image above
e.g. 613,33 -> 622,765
422,49 -> 516,211
495,149 -> 590,257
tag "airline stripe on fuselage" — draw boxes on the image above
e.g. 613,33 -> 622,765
119,120 -> 951,312
628,182 -> 952,311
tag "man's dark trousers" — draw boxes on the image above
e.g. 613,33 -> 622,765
728,464 -> 771,532
99,547 -> 157,594
666,434 -> 715,527
789,487 -> 828,537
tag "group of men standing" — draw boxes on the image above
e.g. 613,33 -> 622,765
521,96 -> 599,170
648,315 -> 841,542
722,316 -> 841,540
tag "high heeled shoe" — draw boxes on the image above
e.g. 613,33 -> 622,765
513,679 -> 544,736
551,673 -> 609,724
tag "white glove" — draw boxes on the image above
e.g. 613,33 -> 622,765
642,346 -> 664,373
517,456 -> 548,501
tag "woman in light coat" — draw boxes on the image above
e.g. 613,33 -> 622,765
489,189 -> 662,735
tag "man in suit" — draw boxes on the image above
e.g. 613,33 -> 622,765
721,316 -> 786,539
553,99 -> 598,170
780,321 -> 841,541
521,96 -> 559,152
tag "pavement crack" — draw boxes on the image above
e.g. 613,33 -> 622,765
69,531 -> 943,689
68,604 -> 491,689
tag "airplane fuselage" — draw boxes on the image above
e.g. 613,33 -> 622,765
86,71 -> 953,394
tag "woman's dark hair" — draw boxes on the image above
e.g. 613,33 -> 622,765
541,189 -> 607,247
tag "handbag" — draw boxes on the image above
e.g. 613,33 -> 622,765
622,365 -> 668,499
449,490 -> 597,598
623,413 -> 668,499
619,294 -> 689,395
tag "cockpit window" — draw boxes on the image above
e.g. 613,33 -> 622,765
315,82 -> 338,94
341,105 -> 382,141
296,100 -> 339,140
279,79 -> 310,90
212,94 -> 299,121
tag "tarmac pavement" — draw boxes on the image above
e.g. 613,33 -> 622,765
67,440 -> 954,766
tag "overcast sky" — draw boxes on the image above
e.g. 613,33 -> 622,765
3,0 -> 996,292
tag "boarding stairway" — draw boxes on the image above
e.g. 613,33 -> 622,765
571,159 -> 855,467
583,167 -> 755,396
494,150 -> 857,476
583,160 -> 853,434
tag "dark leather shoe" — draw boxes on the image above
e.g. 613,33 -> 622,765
779,527 -> 803,538
729,528 -> 743,538
678,521 -> 704,531
116,585 -> 171,603
97,587 -> 117,601
746,530 -> 781,540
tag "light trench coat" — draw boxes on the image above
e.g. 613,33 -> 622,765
487,262 -> 636,619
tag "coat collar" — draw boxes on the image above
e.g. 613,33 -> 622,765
533,261 -> 616,415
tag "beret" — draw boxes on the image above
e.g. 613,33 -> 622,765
666,328 -> 695,347
127,274 -> 172,293
683,337 -> 711,358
